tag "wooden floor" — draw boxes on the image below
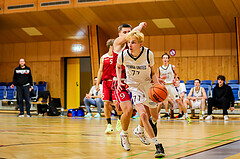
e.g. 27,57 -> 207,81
0,113 -> 240,159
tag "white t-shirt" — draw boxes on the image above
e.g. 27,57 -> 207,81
117,46 -> 154,86
89,84 -> 103,96
176,83 -> 187,98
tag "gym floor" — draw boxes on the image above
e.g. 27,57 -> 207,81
0,112 -> 240,159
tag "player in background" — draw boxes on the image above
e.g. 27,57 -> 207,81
158,53 -> 191,123
96,39 -> 122,133
117,30 -> 165,157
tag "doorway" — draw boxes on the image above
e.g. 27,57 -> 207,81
65,57 -> 92,109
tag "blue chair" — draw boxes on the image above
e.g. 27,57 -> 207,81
0,82 -> 7,86
201,80 -> 212,85
6,89 -> 15,100
0,86 -> 7,99
31,85 -> 38,100
228,80 -> 239,85
229,85 -> 240,101
37,85 -> 46,92
200,84 -> 211,97
186,85 -> 194,95
180,80 -> 184,83
185,80 -> 194,85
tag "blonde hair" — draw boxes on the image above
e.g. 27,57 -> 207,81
106,39 -> 114,49
126,30 -> 144,43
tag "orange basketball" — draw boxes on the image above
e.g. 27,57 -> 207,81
149,83 -> 168,103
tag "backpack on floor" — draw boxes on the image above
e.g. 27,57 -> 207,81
47,100 -> 60,116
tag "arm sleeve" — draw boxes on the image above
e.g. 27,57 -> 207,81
149,51 -> 154,67
117,52 -> 123,65
29,68 -> 33,86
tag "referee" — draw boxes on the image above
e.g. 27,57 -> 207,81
11,58 -> 33,117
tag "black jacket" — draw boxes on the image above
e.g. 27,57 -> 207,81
13,65 -> 33,86
213,83 -> 234,107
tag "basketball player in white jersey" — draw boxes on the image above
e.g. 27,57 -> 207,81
183,79 -> 207,120
117,30 -> 165,158
113,23 -> 152,149
158,53 -> 191,123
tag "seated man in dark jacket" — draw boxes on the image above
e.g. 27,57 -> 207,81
206,75 -> 234,121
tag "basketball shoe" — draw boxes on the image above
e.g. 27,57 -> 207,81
133,127 -> 150,145
161,113 -> 170,119
105,124 -> 113,134
154,143 -> 165,158
120,132 -> 130,151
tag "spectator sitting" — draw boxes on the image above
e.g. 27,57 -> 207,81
84,77 -> 103,118
205,75 -> 234,121
183,79 -> 207,120
158,77 -> 186,119
174,77 -> 187,119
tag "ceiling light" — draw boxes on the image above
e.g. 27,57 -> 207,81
152,18 -> 175,28
21,27 -> 43,36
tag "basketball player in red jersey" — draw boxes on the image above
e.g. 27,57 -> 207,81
96,39 -> 122,133
112,23 -> 152,150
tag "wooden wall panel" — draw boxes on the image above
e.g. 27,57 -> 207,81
51,41 -> 63,61
164,35 -> 181,57
13,43 -> 26,62
0,0 -> 3,14
37,41 -> 50,61
154,56 -> 237,82
26,42 -> 38,62
2,44 -> 14,62
74,0 -> 113,7
48,61 -> 61,98
38,0 -> 74,11
198,34 -> 214,56
4,0 -> 37,14
143,36 -> 150,48
98,27 -> 110,58
0,43 -> 3,62
215,33 -> 231,56
232,32 -> 237,56
149,36 -> 164,57
181,34 -> 197,57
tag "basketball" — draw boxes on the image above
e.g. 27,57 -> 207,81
149,83 -> 168,103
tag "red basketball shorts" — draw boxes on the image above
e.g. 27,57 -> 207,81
102,80 -> 116,101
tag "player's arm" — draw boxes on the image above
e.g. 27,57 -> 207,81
113,22 -> 147,52
116,53 -> 124,91
151,66 -> 159,84
96,56 -> 104,91
116,63 -> 123,91
187,88 -> 193,99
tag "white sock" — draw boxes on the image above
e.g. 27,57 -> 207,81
184,113 -> 188,117
121,130 -> 128,134
151,137 -> 159,145
138,125 -> 144,132
202,111 -> 205,115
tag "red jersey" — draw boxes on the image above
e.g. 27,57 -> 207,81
112,44 -> 128,78
102,53 -> 114,81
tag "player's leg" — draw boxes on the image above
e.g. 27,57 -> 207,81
161,98 -> 170,119
135,104 -> 165,158
200,99 -> 206,120
133,106 -> 151,145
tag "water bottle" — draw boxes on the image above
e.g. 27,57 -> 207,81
61,107 -> 64,116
